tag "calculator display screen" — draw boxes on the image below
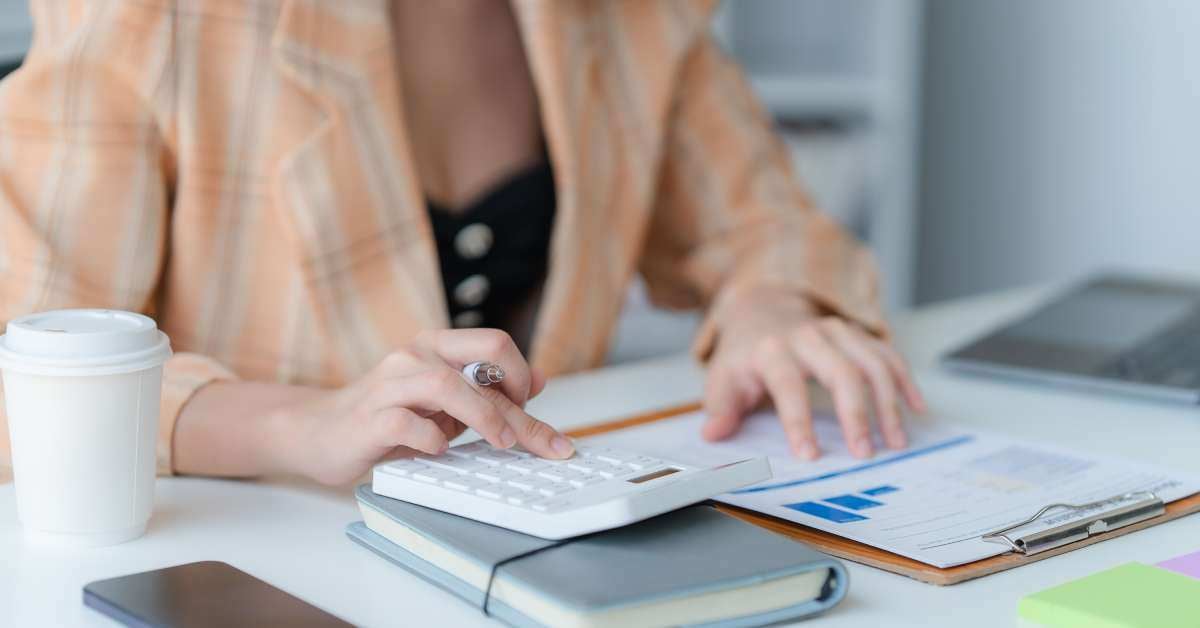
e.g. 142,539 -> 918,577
627,467 -> 680,484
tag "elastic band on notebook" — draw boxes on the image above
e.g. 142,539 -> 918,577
480,505 -> 718,617
482,530 -> 603,617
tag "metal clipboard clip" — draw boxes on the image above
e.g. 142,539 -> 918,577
981,491 -> 1165,556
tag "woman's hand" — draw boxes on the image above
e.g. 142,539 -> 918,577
171,329 -> 576,485
703,288 -> 926,460
279,329 -> 575,485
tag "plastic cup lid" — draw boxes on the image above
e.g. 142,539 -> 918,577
0,309 -> 172,376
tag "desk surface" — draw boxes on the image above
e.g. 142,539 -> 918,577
3,284 -> 1199,627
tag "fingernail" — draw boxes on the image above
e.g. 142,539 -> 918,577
551,435 -> 575,458
797,441 -> 819,461
499,427 -> 517,448
855,437 -> 874,458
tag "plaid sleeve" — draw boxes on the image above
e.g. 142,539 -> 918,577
156,354 -> 238,475
640,32 -> 888,361
0,1 -> 238,475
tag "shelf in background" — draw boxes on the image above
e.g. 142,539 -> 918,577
723,0 -> 925,308
750,75 -> 879,121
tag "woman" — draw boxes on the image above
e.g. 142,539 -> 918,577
0,0 -> 924,484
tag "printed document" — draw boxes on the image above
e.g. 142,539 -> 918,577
587,411 -> 1200,568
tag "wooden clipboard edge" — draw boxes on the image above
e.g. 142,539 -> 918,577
715,494 -> 1200,586
565,402 -> 1200,586
566,402 -> 704,439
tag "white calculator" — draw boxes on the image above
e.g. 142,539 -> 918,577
372,441 -> 771,539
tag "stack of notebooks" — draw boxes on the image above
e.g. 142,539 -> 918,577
346,485 -> 848,627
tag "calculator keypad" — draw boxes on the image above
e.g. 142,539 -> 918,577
380,444 -> 669,512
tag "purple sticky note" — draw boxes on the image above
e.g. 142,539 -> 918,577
1158,550 -> 1200,580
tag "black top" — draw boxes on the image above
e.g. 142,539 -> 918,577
427,161 -> 556,330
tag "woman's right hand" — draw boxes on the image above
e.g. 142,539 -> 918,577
277,329 -> 575,486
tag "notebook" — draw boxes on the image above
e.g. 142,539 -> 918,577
1018,562 -> 1200,628
347,485 -> 848,628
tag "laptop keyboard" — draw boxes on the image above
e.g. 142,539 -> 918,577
1098,309 -> 1200,388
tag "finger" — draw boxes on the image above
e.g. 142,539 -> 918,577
413,328 -> 533,407
476,386 -> 574,459
871,338 -> 928,413
825,322 -> 907,450
377,413 -> 465,460
428,412 -> 469,441
789,326 -> 874,458
702,364 -> 742,441
372,407 -> 449,455
702,363 -> 761,442
751,341 -> 818,459
370,369 -> 516,449
528,366 -> 547,401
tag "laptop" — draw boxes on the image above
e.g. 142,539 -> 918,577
943,275 -> 1200,404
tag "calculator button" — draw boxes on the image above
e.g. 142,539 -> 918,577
506,494 -> 532,506
505,459 -> 551,475
474,468 -> 520,483
558,469 -> 592,483
445,442 -> 490,458
590,463 -> 631,479
625,456 -> 663,471
528,477 -> 561,491
500,486 -> 529,500
594,450 -> 637,465
473,450 -> 524,466
536,469 -> 567,482
411,468 -> 459,484
568,475 -> 604,488
506,478 -> 537,491
537,484 -> 572,497
442,477 -> 484,492
565,460 -> 600,473
381,460 -> 426,476
417,456 -> 482,475
474,486 -> 505,500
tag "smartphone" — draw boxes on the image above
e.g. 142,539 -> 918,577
83,561 -> 352,627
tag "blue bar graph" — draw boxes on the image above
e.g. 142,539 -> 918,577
824,494 -> 884,510
862,485 -> 900,496
785,501 -> 868,523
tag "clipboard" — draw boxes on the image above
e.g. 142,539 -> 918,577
565,402 -> 1200,586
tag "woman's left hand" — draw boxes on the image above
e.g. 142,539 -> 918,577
703,288 -> 926,460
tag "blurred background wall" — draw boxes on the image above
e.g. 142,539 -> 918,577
0,0 -> 1197,359
918,0 -> 1200,303
0,0 -> 28,77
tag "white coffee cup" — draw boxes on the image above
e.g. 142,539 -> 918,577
0,309 -> 172,547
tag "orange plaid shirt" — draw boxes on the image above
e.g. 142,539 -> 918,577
0,0 -> 885,476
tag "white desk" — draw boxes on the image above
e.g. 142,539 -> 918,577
3,285 -> 1199,627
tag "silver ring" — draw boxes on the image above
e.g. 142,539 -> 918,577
462,361 -> 504,386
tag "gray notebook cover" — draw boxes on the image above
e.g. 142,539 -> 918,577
347,485 -> 847,627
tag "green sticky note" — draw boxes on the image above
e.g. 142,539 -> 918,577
1019,562 -> 1200,628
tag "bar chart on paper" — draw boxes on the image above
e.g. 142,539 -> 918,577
785,485 -> 899,523
588,411 -> 1200,568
